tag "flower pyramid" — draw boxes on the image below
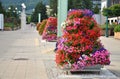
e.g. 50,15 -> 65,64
55,9 -> 110,70
36,19 -> 47,35
42,17 -> 57,41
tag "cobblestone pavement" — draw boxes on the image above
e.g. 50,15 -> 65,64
44,60 -> 118,79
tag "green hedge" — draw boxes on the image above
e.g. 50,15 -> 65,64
114,25 -> 120,32
4,23 -> 13,27
99,24 -> 115,30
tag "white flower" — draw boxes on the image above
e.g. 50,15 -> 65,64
61,21 -> 67,29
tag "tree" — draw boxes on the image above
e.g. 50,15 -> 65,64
68,0 -> 73,10
102,4 -> 120,24
6,5 -> 18,18
0,1 -> 6,15
102,8 -> 112,17
109,4 -> 120,17
50,0 -> 57,16
68,0 -> 93,10
93,4 -> 100,14
71,0 -> 82,9
26,15 -> 31,24
49,0 -> 93,16
82,0 -> 93,10
103,4 -> 120,17
31,1 -> 48,22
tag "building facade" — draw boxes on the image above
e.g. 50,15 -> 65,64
108,0 -> 120,7
101,0 -> 120,24
92,0 -> 101,10
101,0 -> 120,9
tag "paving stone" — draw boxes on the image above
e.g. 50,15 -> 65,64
44,60 -> 118,79
0,25 -> 120,79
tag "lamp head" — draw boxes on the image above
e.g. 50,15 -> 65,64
21,3 -> 26,9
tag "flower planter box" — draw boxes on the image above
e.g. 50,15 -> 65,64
61,65 -> 103,75
114,32 -> 120,39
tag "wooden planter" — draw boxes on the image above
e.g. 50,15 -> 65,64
114,32 -> 120,39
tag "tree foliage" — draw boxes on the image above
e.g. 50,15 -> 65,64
0,1 -> 6,15
68,0 -> 93,10
6,5 -> 18,18
31,1 -> 48,22
50,0 -> 57,16
93,4 -> 99,14
82,0 -> 93,10
102,4 -> 120,17
50,0 -> 93,16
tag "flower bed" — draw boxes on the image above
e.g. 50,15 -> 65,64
42,17 -> 57,41
55,9 -> 110,71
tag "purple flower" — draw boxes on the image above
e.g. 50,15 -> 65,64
83,9 -> 94,17
92,50 -> 110,65
68,9 -> 94,18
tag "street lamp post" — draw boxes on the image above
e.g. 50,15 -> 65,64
38,13 -> 41,23
106,0 -> 109,37
21,3 -> 26,30
57,0 -> 68,37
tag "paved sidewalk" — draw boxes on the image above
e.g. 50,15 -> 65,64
0,25 -> 55,79
0,25 -> 120,79
100,36 -> 120,78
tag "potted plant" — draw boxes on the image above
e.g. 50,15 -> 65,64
55,9 -> 110,73
114,24 -> 120,39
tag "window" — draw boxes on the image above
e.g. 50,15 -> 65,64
111,20 -> 113,23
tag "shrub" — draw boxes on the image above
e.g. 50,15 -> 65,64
99,24 -> 115,30
114,25 -> 120,32
38,19 -> 47,35
36,22 -> 41,31
4,23 -> 13,27
4,17 -> 20,29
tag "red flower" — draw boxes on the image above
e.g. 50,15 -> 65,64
55,50 -> 66,65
